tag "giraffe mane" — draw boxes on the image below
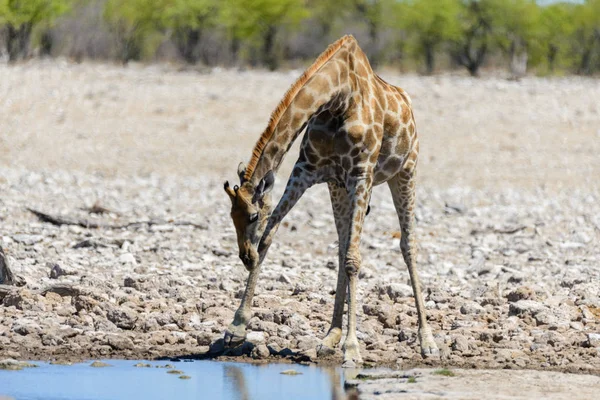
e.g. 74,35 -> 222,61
243,35 -> 353,182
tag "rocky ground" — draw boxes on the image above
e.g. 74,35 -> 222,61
346,367 -> 600,399
0,61 -> 599,379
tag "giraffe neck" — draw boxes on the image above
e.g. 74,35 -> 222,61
248,50 -> 355,185
244,36 -> 358,185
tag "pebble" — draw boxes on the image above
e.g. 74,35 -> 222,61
90,361 -> 111,368
246,331 -> 266,344
280,369 -> 302,375
118,253 -> 137,265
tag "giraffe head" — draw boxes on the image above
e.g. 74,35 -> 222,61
224,162 -> 275,270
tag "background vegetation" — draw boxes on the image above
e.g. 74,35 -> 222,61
0,0 -> 599,76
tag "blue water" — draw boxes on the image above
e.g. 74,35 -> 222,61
0,360 -> 346,400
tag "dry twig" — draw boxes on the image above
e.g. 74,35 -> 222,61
27,208 -> 207,230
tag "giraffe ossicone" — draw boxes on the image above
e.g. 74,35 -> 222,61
223,35 -> 439,365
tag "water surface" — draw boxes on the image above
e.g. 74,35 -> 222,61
0,360 -> 346,400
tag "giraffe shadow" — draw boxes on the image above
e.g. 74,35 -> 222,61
156,338 -> 311,363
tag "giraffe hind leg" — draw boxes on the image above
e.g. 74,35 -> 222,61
388,171 -> 439,358
341,177 -> 372,367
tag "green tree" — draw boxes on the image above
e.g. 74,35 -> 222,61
0,0 -> 73,62
163,0 -> 219,64
219,0 -> 309,70
487,0 -> 542,78
397,0 -> 461,74
306,0 -> 356,43
103,0 -> 169,63
451,0 -> 496,76
538,2 -> 576,73
571,0 -> 600,75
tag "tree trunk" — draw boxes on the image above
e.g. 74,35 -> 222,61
424,42 -> 435,75
319,19 -> 332,41
262,25 -> 278,71
175,28 -> 201,64
455,27 -> 488,77
367,19 -> 380,67
355,1 -> 381,67
547,44 -> 558,73
7,23 -> 32,62
509,38 -> 528,80
230,36 -> 240,66
40,31 -> 53,57
579,48 -> 592,75
579,29 -> 600,75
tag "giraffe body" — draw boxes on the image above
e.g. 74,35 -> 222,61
224,35 -> 438,365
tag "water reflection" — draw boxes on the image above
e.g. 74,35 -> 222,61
0,360 -> 354,400
224,363 -> 357,400
325,367 -> 345,400
225,365 -> 250,400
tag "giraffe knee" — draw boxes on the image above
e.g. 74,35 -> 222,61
344,253 -> 362,276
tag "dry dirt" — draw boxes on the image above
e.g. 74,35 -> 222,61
1,60 -> 599,395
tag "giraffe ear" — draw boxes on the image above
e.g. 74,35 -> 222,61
224,181 -> 236,202
252,170 -> 274,203
237,162 -> 247,184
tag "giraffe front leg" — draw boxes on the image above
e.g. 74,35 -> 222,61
342,252 -> 363,367
224,220 -> 279,347
224,267 -> 260,347
317,264 -> 346,356
317,183 -> 349,357
225,163 -> 313,348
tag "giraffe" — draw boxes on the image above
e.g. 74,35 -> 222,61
223,35 -> 439,365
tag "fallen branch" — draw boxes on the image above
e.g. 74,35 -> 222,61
27,208 -> 207,230
493,225 -> 528,234
39,283 -> 83,297
471,225 -> 528,235
27,208 -> 102,228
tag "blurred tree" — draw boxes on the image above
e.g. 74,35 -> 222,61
219,0 -> 309,70
571,0 -> 600,75
451,0 -> 495,77
397,0 -> 461,74
487,0 -> 541,78
104,0 -> 169,63
538,2 -> 576,73
307,0 -> 353,40
164,0 -> 219,64
353,0 -> 385,66
0,0 -> 73,62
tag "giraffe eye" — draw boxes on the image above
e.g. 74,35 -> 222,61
248,213 -> 259,223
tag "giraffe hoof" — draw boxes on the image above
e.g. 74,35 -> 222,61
342,359 -> 360,368
223,329 -> 246,348
342,342 -> 363,367
316,344 -> 336,358
421,344 -> 440,359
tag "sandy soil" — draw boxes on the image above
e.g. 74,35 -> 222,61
1,60 -> 599,394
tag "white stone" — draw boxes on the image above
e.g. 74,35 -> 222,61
246,331 -> 266,344
118,253 -> 137,264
